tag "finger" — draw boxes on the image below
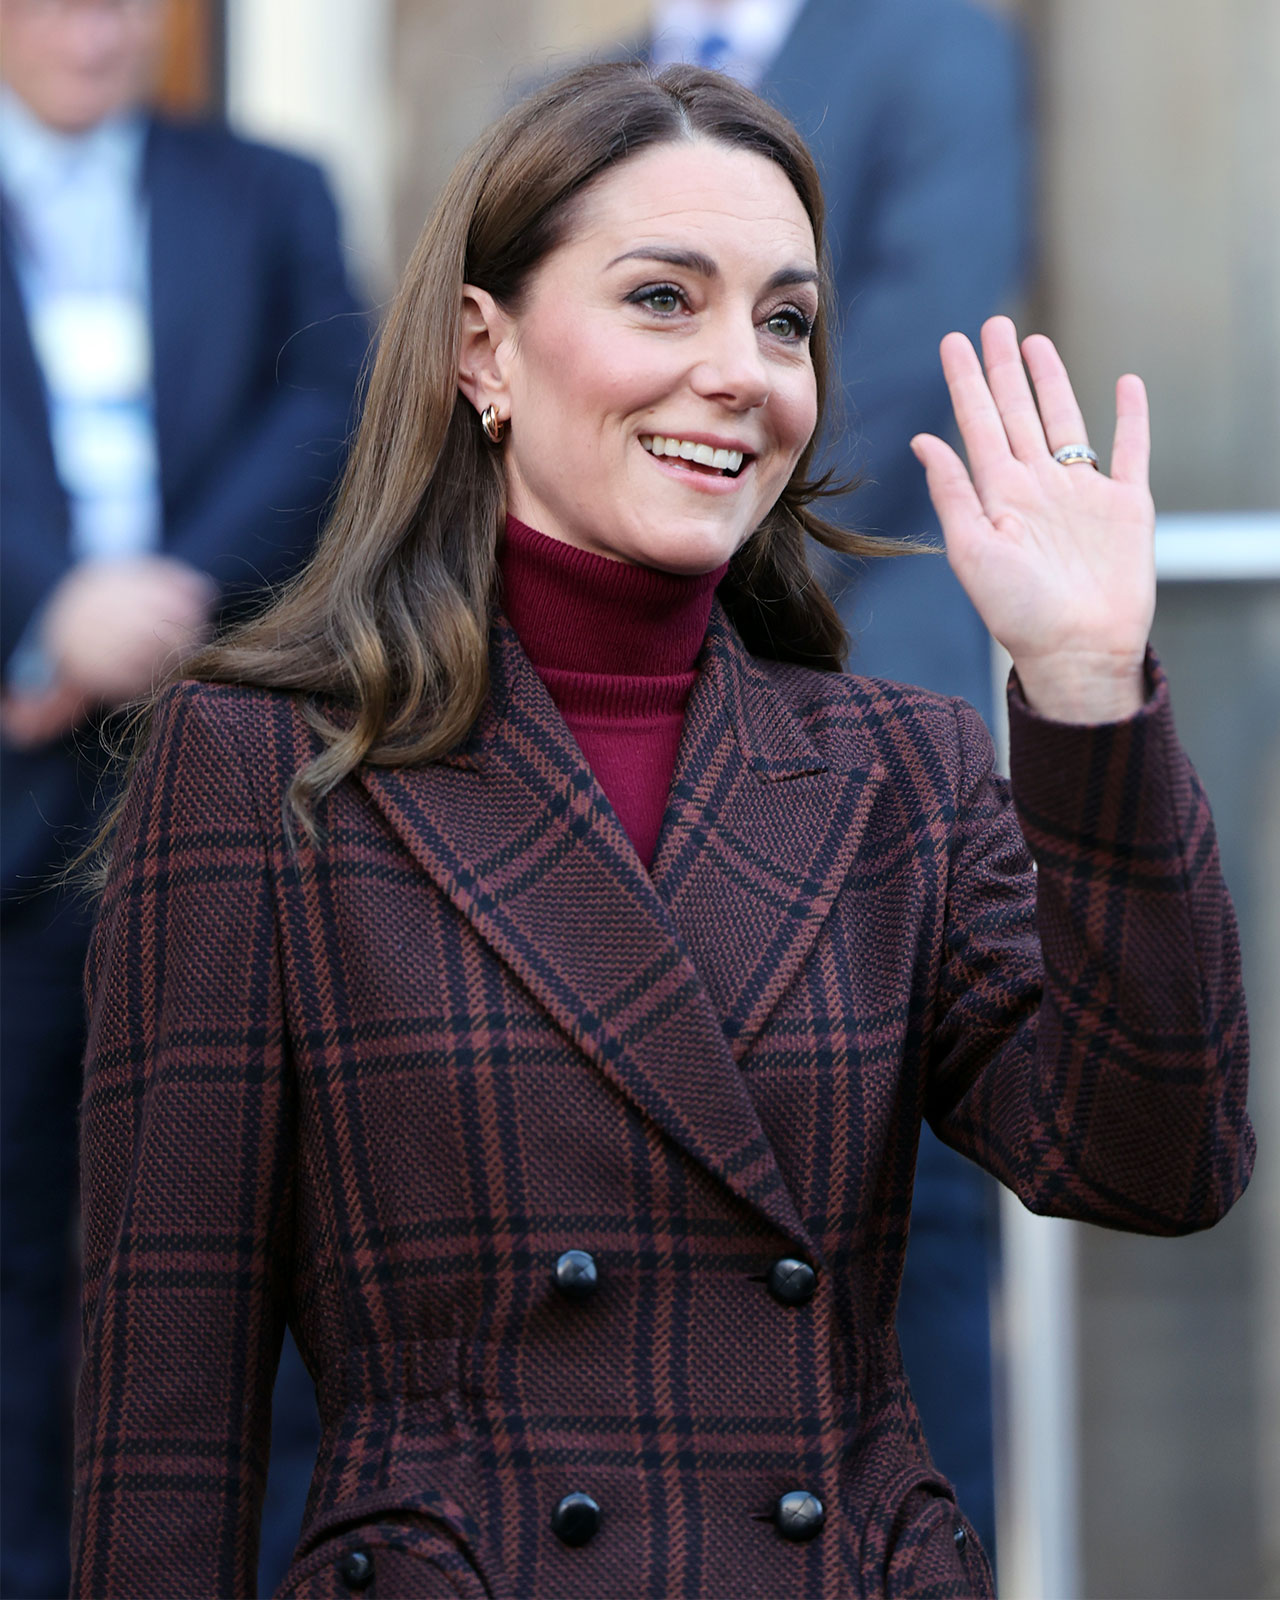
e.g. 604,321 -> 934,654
910,432 -> 989,542
979,316 -> 1048,462
0,684 -> 87,748
159,563 -> 217,604
938,331 -> 1016,489
1110,373 -> 1150,486
1021,333 -> 1091,457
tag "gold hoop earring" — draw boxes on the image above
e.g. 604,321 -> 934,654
480,404 -> 504,443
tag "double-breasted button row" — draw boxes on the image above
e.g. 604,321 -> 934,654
546,1256 -> 599,1554
554,1249 -> 819,1309
549,1251 -> 821,1550
550,1488 -> 825,1548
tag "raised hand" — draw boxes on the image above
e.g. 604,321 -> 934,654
910,315 -> 1156,723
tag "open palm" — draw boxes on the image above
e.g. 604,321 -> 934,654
911,316 -> 1156,723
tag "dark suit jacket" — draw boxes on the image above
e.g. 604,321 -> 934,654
72,610 -> 1253,1598
0,116 -> 367,905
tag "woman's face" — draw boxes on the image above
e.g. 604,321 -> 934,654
473,139 -> 821,575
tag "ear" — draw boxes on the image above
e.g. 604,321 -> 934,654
457,284 -> 516,418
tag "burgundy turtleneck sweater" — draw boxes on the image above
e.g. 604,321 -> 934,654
499,516 -> 725,867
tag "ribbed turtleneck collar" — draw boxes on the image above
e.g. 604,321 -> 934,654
499,515 -> 726,677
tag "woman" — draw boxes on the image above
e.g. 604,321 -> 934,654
72,62 -> 1253,1599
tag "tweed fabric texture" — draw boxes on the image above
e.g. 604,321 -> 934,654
73,607 -> 1254,1599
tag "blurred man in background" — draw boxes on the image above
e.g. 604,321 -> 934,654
644,0 -> 1030,1560
0,1 -> 366,1591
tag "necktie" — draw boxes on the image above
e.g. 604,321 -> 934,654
695,30 -> 732,71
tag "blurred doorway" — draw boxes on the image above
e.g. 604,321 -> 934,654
154,0 -> 223,116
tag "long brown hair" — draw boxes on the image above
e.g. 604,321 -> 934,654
128,62 -> 899,844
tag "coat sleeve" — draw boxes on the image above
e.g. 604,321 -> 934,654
925,656 -> 1255,1233
71,683 -> 293,1598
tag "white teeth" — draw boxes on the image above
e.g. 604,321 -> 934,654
639,436 -> 746,473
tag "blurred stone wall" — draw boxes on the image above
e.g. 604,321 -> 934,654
1029,0 -> 1280,514
390,0 -> 648,266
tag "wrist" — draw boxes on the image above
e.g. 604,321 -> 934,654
1012,648 -> 1147,724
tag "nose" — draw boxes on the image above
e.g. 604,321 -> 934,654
689,312 -> 770,411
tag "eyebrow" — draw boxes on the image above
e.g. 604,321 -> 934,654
606,246 -> 819,294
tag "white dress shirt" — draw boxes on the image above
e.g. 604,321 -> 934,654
0,87 -> 161,687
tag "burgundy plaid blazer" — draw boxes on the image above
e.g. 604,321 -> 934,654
73,607 -> 1253,1599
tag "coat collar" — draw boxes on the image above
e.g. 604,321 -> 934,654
143,117 -> 237,506
359,607 -> 884,1256
651,604 -> 886,1060
0,223 -> 60,490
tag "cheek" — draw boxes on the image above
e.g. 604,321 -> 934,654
512,335 -> 613,438
794,364 -> 820,438
771,374 -> 819,469
513,318 -> 680,440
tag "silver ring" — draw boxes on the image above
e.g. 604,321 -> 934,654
1052,443 -> 1099,468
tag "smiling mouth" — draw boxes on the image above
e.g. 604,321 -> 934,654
639,434 -> 749,478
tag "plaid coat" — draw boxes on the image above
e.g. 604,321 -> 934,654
72,607 -> 1254,1599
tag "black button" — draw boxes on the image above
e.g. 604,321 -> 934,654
553,1249 -> 599,1301
338,1547 -> 374,1591
774,1489 -> 825,1541
954,1524 -> 968,1552
766,1257 -> 817,1306
551,1490 -> 602,1547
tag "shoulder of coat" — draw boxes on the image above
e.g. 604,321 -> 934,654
147,114 -> 329,190
154,677 -> 310,755
751,657 -> 964,741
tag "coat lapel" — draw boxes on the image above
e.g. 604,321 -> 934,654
651,606 -> 885,1063
359,618 -> 814,1253
144,120 -> 225,507
0,228 -> 65,526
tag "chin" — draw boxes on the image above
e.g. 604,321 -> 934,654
43,97 -> 118,135
621,520 -> 750,577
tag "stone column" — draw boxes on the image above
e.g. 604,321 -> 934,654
225,0 -> 396,294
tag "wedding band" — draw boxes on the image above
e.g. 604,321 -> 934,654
1052,444 -> 1099,468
